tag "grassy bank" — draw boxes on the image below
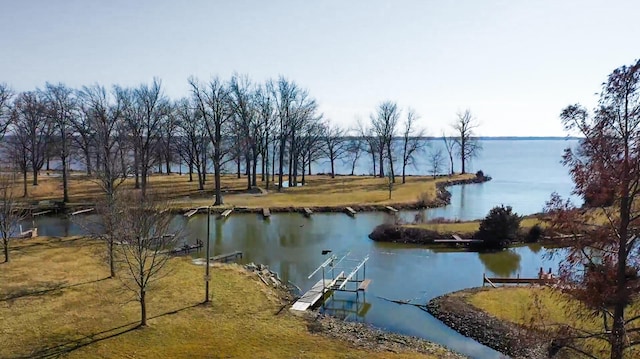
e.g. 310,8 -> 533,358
0,236 -> 455,358
466,287 -> 640,358
406,217 -> 545,236
13,172 -> 475,212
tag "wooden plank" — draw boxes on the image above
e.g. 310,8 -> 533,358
262,208 -> 271,218
344,207 -> 356,217
219,208 -> 233,219
184,209 -> 198,217
303,208 -> 313,217
211,250 -> 243,263
32,210 -> 52,216
433,238 -> 483,244
385,206 -> 398,213
71,208 -> 94,216
358,279 -> 371,291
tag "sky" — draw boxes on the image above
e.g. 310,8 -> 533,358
1,0 -> 639,136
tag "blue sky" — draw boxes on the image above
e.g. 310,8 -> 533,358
1,0 -> 639,136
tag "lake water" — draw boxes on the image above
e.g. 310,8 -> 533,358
31,139 -> 579,358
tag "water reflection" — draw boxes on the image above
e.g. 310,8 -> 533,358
478,249 -> 522,277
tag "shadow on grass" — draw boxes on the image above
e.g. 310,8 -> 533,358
0,277 -> 111,302
14,303 -> 202,359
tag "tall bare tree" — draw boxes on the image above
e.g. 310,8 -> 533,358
371,101 -> 400,181
345,135 -> 363,176
189,77 -> 232,204
0,83 -> 14,140
12,92 -> 51,186
0,174 -> 27,262
442,132 -> 455,175
79,84 -> 130,278
355,117 -> 380,176
452,109 -> 481,173
42,83 -> 76,203
113,193 -> 181,327
428,148 -> 445,179
228,75 -> 258,190
400,108 -> 426,184
321,121 -> 347,178
175,98 -> 207,190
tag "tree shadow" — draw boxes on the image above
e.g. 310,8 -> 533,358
0,277 -> 111,302
13,303 -> 202,359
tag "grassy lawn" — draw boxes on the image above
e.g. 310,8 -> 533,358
0,236 -> 453,358
407,217 -> 545,235
14,172 -> 474,211
466,287 -> 640,358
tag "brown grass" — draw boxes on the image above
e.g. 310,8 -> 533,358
0,236 -> 451,358
467,287 -> 640,358
407,217 -> 545,234
13,171 -> 474,211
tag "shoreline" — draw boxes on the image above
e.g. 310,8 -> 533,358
426,287 -> 549,359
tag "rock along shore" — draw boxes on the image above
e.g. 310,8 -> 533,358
427,287 -> 550,359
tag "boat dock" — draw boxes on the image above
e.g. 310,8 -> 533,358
169,239 -> 203,255
219,208 -> 233,219
385,206 -> 398,213
344,207 -> 356,217
212,250 -> 243,263
71,208 -> 94,216
262,208 -> 271,219
291,253 -> 370,312
482,269 -> 556,288
433,234 -> 483,245
303,208 -> 313,217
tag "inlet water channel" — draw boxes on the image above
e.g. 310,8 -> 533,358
30,139 -> 578,358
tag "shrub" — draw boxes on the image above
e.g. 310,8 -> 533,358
476,170 -> 485,179
476,205 -> 521,248
525,224 -> 543,243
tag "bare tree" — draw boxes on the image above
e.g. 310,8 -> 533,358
175,98 -> 207,190
113,193 -> 182,327
428,148 -> 445,179
42,83 -> 76,203
0,83 -> 14,140
228,75 -> 258,190
321,121 -> 347,178
0,174 -> 28,262
189,77 -> 233,203
452,109 -> 481,173
355,117 -> 380,176
371,101 -> 400,181
79,84 -> 130,278
12,91 -> 51,186
344,135 -> 363,176
400,108 -> 426,184
442,132 -> 455,175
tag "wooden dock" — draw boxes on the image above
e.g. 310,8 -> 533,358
344,207 -> 356,217
483,273 -> 555,287
71,208 -> 94,216
262,208 -> 271,219
219,208 -> 233,219
32,210 -> 52,216
303,208 -> 313,217
291,272 -> 345,311
385,206 -> 398,213
212,250 -> 243,263
433,234 -> 483,245
184,208 -> 198,217
169,240 -> 203,255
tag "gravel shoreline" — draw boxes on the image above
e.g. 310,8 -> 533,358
426,287 -> 550,359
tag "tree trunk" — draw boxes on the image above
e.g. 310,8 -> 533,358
140,289 -> 147,327
378,147 -> 384,178
108,240 -> 115,278
387,142 -> 395,183
245,155 -> 251,190
134,147 -> 140,189
84,148 -> 92,175
4,238 -> 9,262
278,138 -> 285,192
32,166 -> 38,186
402,163 -> 406,184
188,162 -> 193,182
22,169 -> 27,197
62,147 -> 69,203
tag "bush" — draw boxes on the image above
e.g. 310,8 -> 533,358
476,205 -> 521,248
475,170 -> 485,179
525,224 -> 543,243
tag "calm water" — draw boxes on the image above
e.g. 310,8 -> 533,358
32,139 -> 577,359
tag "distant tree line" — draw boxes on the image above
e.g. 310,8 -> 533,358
0,77 -> 481,204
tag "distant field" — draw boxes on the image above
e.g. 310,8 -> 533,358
0,236 -> 452,358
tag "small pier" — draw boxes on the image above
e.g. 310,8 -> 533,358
344,207 -> 356,217
291,253 -> 370,312
303,208 -> 313,217
482,269 -> 556,288
385,206 -> 398,213
212,250 -> 243,263
184,208 -> 198,218
169,239 -> 203,255
262,208 -> 271,219
433,234 -> 483,245
219,208 -> 233,219
32,210 -> 52,217
71,208 -> 94,216
18,225 -> 37,238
